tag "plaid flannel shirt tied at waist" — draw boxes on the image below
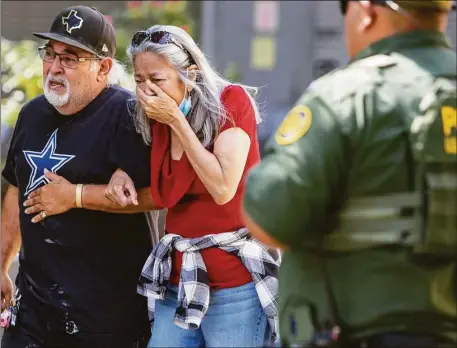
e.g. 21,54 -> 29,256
137,228 -> 280,340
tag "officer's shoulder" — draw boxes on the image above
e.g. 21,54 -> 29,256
308,54 -> 400,103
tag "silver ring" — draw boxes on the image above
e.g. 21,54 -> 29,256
39,211 -> 47,219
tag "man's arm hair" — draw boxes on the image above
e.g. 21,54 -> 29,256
1,185 -> 21,274
81,185 -> 157,213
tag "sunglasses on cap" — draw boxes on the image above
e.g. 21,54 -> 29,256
131,30 -> 195,64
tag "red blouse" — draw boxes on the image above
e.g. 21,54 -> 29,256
149,85 -> 260,289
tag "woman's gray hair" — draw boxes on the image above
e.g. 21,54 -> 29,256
126,25 -> 261,146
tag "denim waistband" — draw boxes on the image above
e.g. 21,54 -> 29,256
167,281 -> 256,302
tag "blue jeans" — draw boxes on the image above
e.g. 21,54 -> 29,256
148,282 -> 270,347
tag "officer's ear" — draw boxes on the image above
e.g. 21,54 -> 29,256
97,57 -> 113,82
358,0 -> 376,31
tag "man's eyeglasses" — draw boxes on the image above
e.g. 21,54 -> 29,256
131,30 -> 195,63
38,46 -> 100,69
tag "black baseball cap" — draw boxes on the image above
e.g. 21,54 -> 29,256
33,6 -> 116,58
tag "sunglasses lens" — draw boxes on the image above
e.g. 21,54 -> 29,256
149,31 -> 172,45
132,31 -> 148,46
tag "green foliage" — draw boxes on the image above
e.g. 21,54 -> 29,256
1,38 -> 43,194
1,38 -> 43,128
112,1 -> 194,66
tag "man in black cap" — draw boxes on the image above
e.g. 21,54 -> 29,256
1,6 -> 155,348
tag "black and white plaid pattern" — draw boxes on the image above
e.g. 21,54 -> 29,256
137,228 -> 280,342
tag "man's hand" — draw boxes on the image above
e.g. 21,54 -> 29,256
1,273 -> 14,312
23,169 -> 76,223
104,168 -> 138,207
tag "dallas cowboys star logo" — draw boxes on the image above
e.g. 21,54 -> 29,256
23,130 -> 75,196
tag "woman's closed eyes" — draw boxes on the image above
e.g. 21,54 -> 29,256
135,78 -> 166,85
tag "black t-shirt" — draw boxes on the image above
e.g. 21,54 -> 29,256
2,86 -> 152,334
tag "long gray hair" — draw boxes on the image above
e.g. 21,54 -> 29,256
126,25 -> 261,147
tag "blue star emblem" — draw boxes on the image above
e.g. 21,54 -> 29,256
23,130 -> 75,196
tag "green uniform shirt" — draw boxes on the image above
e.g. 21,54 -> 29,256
244,30 -> 457,345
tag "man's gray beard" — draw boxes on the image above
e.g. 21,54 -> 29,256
44,74 -> 70,107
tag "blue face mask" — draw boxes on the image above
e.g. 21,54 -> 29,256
179,94 -> 192,117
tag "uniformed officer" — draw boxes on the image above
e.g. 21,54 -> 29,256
243,1 -> 456,347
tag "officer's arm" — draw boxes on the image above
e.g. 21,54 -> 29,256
243,95 -> 348,249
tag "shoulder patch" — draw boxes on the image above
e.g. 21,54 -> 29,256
275,105 -> 312,145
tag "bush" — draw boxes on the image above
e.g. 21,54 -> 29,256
1,38 -> 43,129
1,38 -> 43,196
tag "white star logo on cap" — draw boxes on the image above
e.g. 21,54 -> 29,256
102,44 -> 108,53
61,10 -> 83,34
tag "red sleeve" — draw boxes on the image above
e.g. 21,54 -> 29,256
219,85 -> 257,139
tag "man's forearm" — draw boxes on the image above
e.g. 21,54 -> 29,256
81,185 -> 157,213
1,186 -> 21,274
